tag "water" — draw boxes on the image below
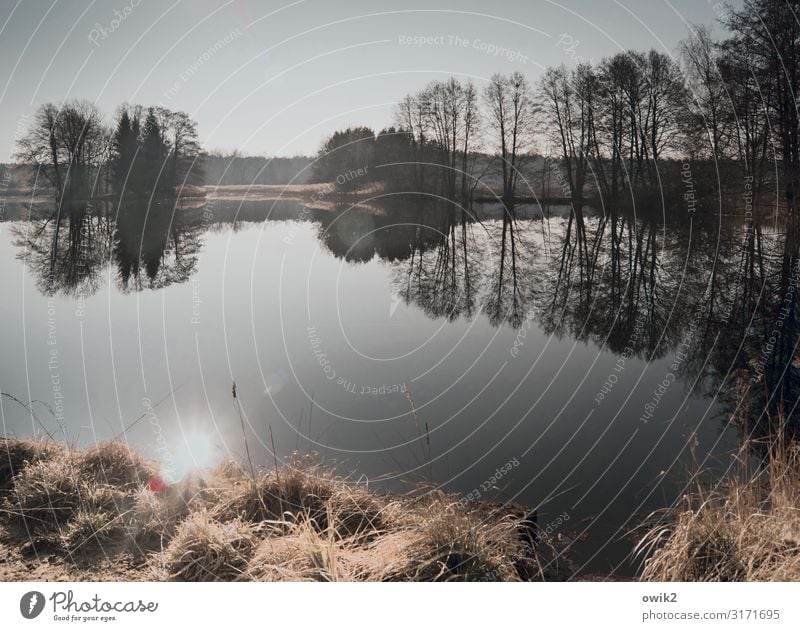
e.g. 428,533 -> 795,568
4,197 -> 782,575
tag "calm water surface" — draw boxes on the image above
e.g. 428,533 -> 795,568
2,198 -> 768,574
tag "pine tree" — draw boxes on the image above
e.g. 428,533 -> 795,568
141,107 -> 167,195
111,109 -> 139,195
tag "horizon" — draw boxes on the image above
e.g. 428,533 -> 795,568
0,0 -> 741,162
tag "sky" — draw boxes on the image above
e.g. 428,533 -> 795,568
0,0 -> 743,161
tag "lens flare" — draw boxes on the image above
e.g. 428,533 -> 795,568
162,430 -> 220,482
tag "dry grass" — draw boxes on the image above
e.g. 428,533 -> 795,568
637,443 -> 800,581
243,499 -> 539,582
2,440 -> 178,554
215,459 -> 388,539
79,442 -> 154,488
126,482 -> 202,549
7,457 -> 84,538
162,512 -> 256,581
376,498 -> 533,581
63,508 -> 124,550
245,518 -> 362,581
0,437 -> 63,490
0,438 -> 548,581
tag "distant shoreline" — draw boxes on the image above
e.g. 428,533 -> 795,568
1,183 -> 575,207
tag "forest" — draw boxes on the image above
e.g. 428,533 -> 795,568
10,0 -> 799,221
310,0 -> 798,221
13,102 -> 204,200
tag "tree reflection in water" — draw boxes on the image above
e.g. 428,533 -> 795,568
13,198 -> 202,297
11,194 -> 800,441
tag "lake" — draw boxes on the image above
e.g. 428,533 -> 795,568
4,195 -> 783,576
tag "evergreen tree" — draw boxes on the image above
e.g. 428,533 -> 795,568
110,109 -> 139,195
312,127 -> 375,190
141,107 -> 167,195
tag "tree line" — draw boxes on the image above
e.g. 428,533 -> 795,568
311,0 -> 800,218
203,152 -> 312,186
15,100 -> 203,200
12,0 -> 799,216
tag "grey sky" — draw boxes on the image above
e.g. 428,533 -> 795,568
0,0 -> 741,161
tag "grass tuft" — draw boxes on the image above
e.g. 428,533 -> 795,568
637,443 -> 800,581
216,461 -> 386,539
0,438 -> 63,491
379,500 -> 528,581
1,438 -> 548,581
62,509 -> 123,550
78,442 -> 155,488
163,512 -> 256,581
7,458 -> 83,539
245,519 -> 353,581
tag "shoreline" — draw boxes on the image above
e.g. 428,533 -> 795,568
0,438 -> 569,582
0,183 -> 576,207
3,436 -> 799,582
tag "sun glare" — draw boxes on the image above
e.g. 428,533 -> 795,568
162,429 -> 220,482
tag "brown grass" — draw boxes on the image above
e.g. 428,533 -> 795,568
162,512 -> 256,581
215,460 -> 388,539
0,438 -> 549,581
79,442 -> 155,488
374,497 -> 535,581
0,438 -> 63,490
7,457 -> 84,539
126,482 -> 201,549
637,443 -> 800,581
245,519 -> 362,581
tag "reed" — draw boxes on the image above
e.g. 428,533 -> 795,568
637,440 -> 800,581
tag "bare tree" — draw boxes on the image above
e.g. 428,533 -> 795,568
680,25 -> 731,161
421,78 -> 465,202
395,93 -> 430,193
15,100 -> 108,199
483,72 -> 536,216
165,110 -> 203,190
596,55 -> 629,198
725,0 -> 800,210
718,37 -> 772,199
539,65 -> 592,210
460,81 -> 481,207
639,50 -> 689,177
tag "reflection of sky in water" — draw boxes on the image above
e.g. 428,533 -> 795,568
0,203 -> 759,572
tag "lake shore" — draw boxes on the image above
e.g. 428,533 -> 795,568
0,182 -> 575,208
0,438 -> 564,581
637,441 -> 800,581
3,438 -> 799,581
